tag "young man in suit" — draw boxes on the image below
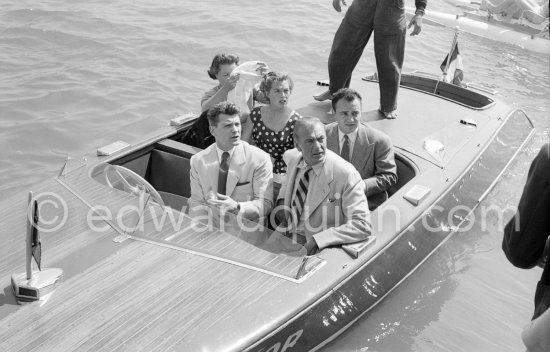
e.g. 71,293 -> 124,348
326,88 -> 397,210
188,102 -> 273,222
276,117 -> 372,255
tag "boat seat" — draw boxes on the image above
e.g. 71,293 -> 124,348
387,153 -> 417,197
147,139 -> 201,199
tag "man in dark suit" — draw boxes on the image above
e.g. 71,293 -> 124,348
326,88 -> 397,210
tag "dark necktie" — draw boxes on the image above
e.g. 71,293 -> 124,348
341,134 -> 350,162
218,151 -> 230,195
292,167 -> 312,224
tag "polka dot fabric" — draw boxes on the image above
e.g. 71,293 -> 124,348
250,107 -> 301,174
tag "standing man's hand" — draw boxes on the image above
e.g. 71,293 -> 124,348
332,0 -> 347,12
408,13 -> 423,36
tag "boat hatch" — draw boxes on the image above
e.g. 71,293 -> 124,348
398,114 -> 489,170
55,161 -> 325,283
400,74 -> 495,109
362,73 -> 495,110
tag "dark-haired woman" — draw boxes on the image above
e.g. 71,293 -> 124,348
201,53 -> 241,113
249,72 -> 301,200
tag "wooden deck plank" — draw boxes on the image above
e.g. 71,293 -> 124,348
1,235 -> 286,351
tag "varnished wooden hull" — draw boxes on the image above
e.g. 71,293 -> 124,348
0,77 -> 534,351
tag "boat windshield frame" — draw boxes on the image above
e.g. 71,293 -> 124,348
55,161 -> 325,283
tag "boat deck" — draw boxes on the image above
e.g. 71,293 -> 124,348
0,75 -> 533,351
0,177 -> 291,351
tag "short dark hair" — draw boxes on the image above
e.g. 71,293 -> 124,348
294,116 -> 324,143
259,71 -> 294,101
207,102 -> 240,126
207,54 -> 240,80
331,88 -> 362,111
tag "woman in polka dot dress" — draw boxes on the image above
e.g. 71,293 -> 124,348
249,72 -> 301,200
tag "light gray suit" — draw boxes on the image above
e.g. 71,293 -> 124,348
280,149 -> 372,250
189,141 -> 273,221
326,122 -> 397,209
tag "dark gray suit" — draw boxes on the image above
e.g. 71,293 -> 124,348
326,122 -> 397,209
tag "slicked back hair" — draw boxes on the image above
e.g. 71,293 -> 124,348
331,88 -> 362,111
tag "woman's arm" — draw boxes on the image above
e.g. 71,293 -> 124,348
201,75 -> 240,112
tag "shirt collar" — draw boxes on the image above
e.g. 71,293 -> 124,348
337,127 -> 358,146
215,145 -> 236,163
297,157 -> 323,177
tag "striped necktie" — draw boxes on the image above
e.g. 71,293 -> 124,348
218,151 -> 230,195
292,167 -> 312,224
341,134 -> 350,162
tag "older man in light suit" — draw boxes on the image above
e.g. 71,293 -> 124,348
189,102 -> 273,222
326,88 -> 397,210
276,117 -> 372,255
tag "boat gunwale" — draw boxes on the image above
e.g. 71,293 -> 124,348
474,108 -> 536,204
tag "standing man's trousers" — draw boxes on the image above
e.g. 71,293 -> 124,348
328,0 -> 406,113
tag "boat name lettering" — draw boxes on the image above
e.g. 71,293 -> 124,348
262,329 -> 303,352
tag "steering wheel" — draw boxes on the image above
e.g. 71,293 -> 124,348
104,165 -> 165,208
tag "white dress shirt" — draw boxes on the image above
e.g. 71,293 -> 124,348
215,144 -> 236,164
292,159 -> 323,236
337,127 -> 358,160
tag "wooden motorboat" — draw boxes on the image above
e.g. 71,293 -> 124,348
0,73 -> 535,351
406,5 -> 550,55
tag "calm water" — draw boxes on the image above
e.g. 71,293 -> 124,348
0,0 -> 548,351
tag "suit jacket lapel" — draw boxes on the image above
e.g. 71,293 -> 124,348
226,143 -> 246,196
306,154 -> 333,214
326,124 -> 339,156
284,152 -> 301,208
204,145 -> 220,193
351,124 -> 373,170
